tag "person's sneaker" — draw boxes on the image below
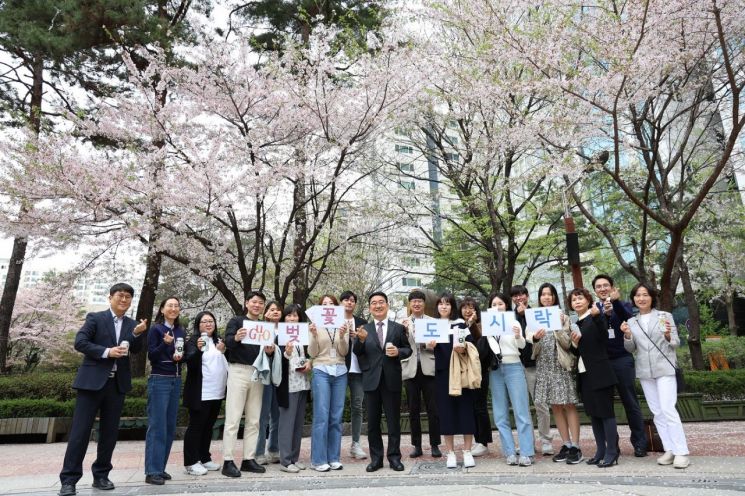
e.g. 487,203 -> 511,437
552,445 -> 569,462
312,463 -> 330,472
446,451 -> 457,468
267,451 -> 280,464
463,450 -> 475,468
294,461 -> 307,470
185,462 -> 208,476
202,461 -> 220,471
280,464 -> 300,473
329,462 -> 343,470
470,443 -> 488,457
505,454 -> 518,466
350,442 -> 368,459
657,451 -> 674,465
541,441 -> 554,456
256,455 -> 269,466
566,446 -> 583,464
673,455 -> 690,469
519,456 -> 533,467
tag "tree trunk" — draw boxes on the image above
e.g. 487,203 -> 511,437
679,257 -> 706,370
725,290 -> 737,336
291,178 -> 308,306
0,56 -> 44,374
130,240 -> 162,377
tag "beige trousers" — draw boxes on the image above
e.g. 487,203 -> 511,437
222,363 -> 264,461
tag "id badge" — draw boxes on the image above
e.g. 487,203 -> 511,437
608,327 -> 615,339
330,349 -> 337,359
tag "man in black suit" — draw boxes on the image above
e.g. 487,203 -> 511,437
59,283 -> 147,496
353,291 -> 411,472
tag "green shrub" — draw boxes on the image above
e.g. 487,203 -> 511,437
677,336 -> 745,371
0,399 -> 75,418
633,369 -> 745,400
0,372 -> 149,402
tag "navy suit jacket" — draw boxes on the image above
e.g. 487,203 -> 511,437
72,310 -> 144,393
353,319 -> 411,392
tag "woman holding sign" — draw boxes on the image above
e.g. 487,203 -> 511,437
569,288 -> 619,468
430,293 -> 479,469
309,295 -> 349,472
530,283 -> 582,465
277,304 -> 312,473
477,293 -> 534,467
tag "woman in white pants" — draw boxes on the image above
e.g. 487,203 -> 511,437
620,282 -> 689,469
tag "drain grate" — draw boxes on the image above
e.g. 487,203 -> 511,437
410,461 -> 462,474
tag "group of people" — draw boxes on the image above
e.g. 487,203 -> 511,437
57,275 -> 691,496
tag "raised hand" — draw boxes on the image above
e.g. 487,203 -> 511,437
134,319 -> 148,335
163,330 -> 174,345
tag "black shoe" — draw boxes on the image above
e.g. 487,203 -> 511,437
145,475 -> 165,485
431,445 -> 442,458
366,461 -> 383,472
566,446 -> 583,464
586,456 -> 602,465
58,484 -> 76,496
598,454 -> 619,468
222,461 -> 241,478
634,447 -> 648,457
552,445 -> 569,462
240,459 -> 266,473
410,446 -> 423,458
92,477 -> 115,490
390,460 -> 405,471
161,471 -> 172,480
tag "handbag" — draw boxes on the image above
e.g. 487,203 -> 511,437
555,338 -> 576,372
644,419 -> 665,452
639,317 -> 685,393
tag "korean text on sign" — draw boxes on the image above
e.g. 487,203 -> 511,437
241,321 -> 275,346
524,306 -> 563,333
414,319 -> 450,344
480,310 -> 517,337
307,305 -> 346,329
277,323 -> 309,346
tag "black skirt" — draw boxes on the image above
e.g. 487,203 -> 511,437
579,375 -> 615,418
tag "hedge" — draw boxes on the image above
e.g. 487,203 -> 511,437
0,372 -> 147,402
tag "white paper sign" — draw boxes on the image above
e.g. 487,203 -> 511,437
481,310 -> 518,337
524,306 -> 562,333
276,322 -> 309,346
414,319 -> 450,344
306,305 -> 346,329
241,320 -> 275,346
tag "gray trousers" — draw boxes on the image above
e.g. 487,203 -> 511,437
348,372 -> 364,443
278,390 -> 308,467
525,366 -> 552,443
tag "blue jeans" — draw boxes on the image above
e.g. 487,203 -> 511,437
489,363 -> 534,457
255,384 -> 279,456
311,369 -> 347,465
145,375 -> 181,475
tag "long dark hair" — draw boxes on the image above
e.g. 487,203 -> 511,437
437,292 -> 459,320
192,311 -> 219,343
459,296 -> 481,322
487,292 -> 512,311
154,296 -> 182,327
537,283 -> 561,308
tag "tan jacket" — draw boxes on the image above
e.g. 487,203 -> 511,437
309,327 -> 349,366
448,341 -> 481,396
400,315 -> 436,380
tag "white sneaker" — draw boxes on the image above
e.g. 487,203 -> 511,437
256,455 -> 269,465
518,456 -> 532,467
201,460 -> 220,471
505,454 -> 518,466
541,441 -> 554,455
446,451 -> 457,468
350,442 -> 368,459
185,462 -> 208,475
280,464 -> 300,473
312,463 -> 330,472
673,455 -> 690,469
267,451 -> 280,464
470,443 -> 488,457
329,461 -> 343,470
294,461 -> 307,470
657,451 -> 674,465
463,450 -> 475,468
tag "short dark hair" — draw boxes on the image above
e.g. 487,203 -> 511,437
537,283 -> 560,308
264,300 -> 282,318
459,296 -> 480,322
193,311 -> 219,342
509,285 -> 529,297
568,287 -> 593,310
629,282 -> 658,309
592,274 -> 614,289
488,292 -> 512,311
155,296 -> 181,326
408,289 -> 426,302
437,292 -> 458,320
281,304 -> 307,322
245,290 -> 266,302
109,283 -> 134,297
339,290 -> 357,303
368,291 -> 388,304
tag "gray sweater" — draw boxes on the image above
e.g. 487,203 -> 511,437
623,309 -> 679,380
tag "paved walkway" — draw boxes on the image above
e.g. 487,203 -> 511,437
2,422 -> 744,495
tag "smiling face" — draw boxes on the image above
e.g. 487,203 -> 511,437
461,303 -> 476,320
491,296 -> 508,311
437,298 -> 452,319
264,303 -> 282,323
284,312 -> 299,323
198,314 -> 216,336
369,295 -> 389,320
511,292 -> 528,307
593,277 -> 612,300
245,295 -> 266,320
632,287 -> 653,313
571,293 -> 590,314
409,298 -> 425,316
162,298 -> 181,324
539,287 -> 556,308
109,290 -> 133,317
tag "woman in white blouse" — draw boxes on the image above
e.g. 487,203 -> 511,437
621,282 -> 689,469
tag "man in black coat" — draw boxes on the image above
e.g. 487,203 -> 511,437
353,291 -> 411,472
58,283 -> 147,496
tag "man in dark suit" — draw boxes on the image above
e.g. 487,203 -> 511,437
353,291 -> 411,472
58,283 -> 147,496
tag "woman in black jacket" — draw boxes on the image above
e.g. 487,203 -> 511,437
569,288 -> 619,468
182,311 -> 228,475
